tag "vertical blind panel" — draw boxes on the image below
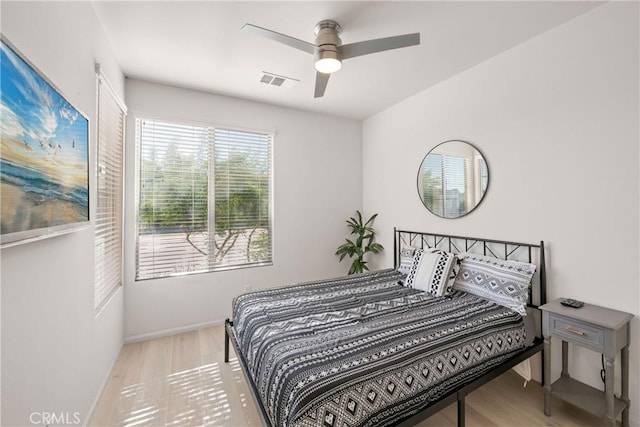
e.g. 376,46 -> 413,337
95,79 -> 125,311
135,119 -> 272,280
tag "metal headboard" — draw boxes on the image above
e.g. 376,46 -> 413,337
394,228 -> 547,308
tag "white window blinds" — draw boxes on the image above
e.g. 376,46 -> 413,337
136,118 -> 273,280
94,73 -> 125,312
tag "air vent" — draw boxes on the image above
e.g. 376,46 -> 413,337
259,71 -> 299,88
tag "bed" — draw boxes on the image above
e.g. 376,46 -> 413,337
224,229 -> 547,427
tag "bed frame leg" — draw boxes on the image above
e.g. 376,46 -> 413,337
457,396 -> 466,427
224,318 -> 230,363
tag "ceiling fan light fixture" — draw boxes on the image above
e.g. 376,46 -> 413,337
314,50 -> 342,73
243,19 -> 420,98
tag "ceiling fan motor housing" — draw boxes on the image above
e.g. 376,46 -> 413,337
314,20 -> 342,60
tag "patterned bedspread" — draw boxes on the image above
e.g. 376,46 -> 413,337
232,269 -> 526,427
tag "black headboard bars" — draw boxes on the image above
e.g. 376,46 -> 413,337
393,228 -> 547,308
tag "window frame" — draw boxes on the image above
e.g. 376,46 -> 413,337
133,115 -> 274,281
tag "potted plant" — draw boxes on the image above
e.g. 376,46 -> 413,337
335,211 -> 384,274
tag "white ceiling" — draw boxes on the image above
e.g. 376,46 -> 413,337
92,1 -> 602,120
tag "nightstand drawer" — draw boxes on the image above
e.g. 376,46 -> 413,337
549,314 -> 604,351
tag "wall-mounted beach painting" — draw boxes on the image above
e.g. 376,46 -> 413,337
1,36 -> 89,248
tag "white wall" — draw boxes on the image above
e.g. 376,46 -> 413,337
1,2 -> 125,425
363,2 -> 639,425
123,79 -> 362,340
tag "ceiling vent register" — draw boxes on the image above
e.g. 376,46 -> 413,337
260,72 -> 299,88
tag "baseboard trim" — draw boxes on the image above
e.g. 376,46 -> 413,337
83,339 -> 123,426
124,319 -> 224,344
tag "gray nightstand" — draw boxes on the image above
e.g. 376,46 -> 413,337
540,299 -> 633,427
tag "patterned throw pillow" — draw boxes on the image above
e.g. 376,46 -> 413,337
405,248 -> 459,297
397,247 -> 417,276
453,253 -> 536,315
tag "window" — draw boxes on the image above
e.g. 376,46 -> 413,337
135,118 -> 272,280
94,71 -> 126,312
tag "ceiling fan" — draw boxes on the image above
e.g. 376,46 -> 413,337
242,20 -> 420,98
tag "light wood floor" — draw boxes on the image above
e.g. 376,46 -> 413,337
90,325 -> 606,426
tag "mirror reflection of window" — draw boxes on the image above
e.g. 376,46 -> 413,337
421,154 -> 443,217
418,141 -> 488,219
422,155 -> 468,217
443,155 -> 467,217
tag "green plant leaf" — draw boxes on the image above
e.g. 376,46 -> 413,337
335,247 -> 347,256
335,242 -> 349,251
364,213 -> 378,226
348,260 -> 358,274
367,243 -> 384,254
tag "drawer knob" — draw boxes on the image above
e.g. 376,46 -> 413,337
565,326 -> 586,336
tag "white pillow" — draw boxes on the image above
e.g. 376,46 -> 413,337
405,248 -> 459,296
453,252 -> 536,315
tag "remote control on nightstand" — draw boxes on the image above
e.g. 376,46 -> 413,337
560,298 -> 584,308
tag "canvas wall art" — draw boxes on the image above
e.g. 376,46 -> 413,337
1,36 -> 89,247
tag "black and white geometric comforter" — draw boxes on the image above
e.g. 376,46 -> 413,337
232,269 -> 526,427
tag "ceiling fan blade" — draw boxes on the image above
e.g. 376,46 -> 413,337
314,72 -> 331,98
242,24 -> 316,55
341,33 -> 420,60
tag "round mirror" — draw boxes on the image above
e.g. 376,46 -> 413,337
417,140 -> 489,219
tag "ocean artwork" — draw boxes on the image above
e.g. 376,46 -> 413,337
1,37 -> 89,243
